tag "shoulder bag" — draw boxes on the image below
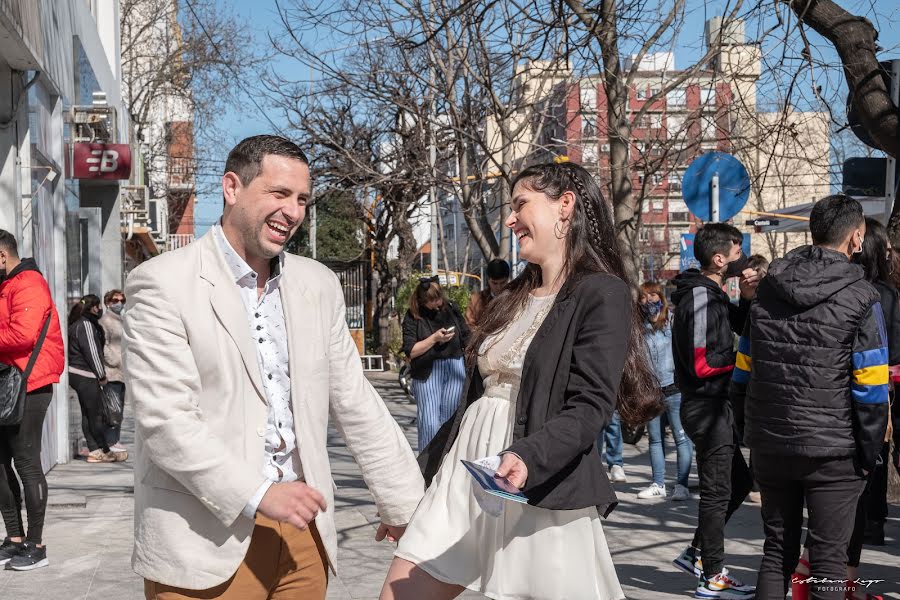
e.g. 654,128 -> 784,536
0,315 -> 52,425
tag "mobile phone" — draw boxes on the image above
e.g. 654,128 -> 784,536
444,326 -> 456,333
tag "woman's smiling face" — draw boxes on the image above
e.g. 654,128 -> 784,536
506,182 -> 567,265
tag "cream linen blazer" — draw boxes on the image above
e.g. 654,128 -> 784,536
123,231 -> 424,589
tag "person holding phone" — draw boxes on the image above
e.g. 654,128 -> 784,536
401,278 -> 469,450
381,162 -> 660,600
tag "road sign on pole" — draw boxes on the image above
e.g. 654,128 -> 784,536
682,152 -> 750,223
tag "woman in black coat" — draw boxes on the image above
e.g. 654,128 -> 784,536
380,162 -> 660,600
401,278 -> 469,450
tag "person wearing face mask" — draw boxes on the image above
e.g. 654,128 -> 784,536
402,278 -> 470,450
465,259 -> 511,327
99,290 -> 128,458
635,282 -> 693,502
0,230 -> 65,572
670,223 -> 760,599
67,295 -> 121,464
731,196 -> 889,600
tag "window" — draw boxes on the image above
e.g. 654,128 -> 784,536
652,173 -> 664,185
667,88 -> 687,107
702,115 -> 717,139
653,228 -> 666,242
641,200 -> 650,213
580,84 -> 597,111
668,172 -> 684,191
649,87 -> 661,99
582,144 -> 598,164
639,228 -> 650,242
582,117 -> 596,138
635,114 -> 651,129
669,228 -> 689,251
700,88 -> 717,106
669,199 -> 688,212
652,199 -> 664,211
667,114 -> 686,135
650,114 -> 664,129
635,86 -> 649,100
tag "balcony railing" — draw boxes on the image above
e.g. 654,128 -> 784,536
167,234 -> 195,251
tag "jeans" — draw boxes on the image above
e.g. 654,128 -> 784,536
411,357 -> 466,451
647,392 -> 693,488
598,411 -> 624,468
0,387 -> 52,544
753,453 -> 865,600
681,396 -> 753,578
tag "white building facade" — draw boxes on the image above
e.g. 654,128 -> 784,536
0,0 -> 130,468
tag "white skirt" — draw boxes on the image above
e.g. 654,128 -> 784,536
395,390 -> 625,600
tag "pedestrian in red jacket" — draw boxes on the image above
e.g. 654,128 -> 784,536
0,229 -> 65,571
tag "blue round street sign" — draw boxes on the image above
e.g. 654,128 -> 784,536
682,152 -> 751,222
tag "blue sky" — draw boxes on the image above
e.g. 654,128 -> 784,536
193,0 -> 900,235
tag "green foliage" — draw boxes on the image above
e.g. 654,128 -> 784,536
287,189 -> 365,260
395,271 -> 472,318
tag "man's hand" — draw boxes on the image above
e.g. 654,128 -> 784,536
739,268 -> 761,300
257,481 -> 327,530
375,523 -> 407,543
495,452 -> 528,489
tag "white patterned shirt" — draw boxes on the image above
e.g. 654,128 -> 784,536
213,225 -> 301,517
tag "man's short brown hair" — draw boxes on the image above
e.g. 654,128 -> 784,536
224,135 -> 309,186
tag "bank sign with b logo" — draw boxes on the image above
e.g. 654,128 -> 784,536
70,143 -> 132,180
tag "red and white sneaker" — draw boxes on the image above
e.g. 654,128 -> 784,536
695,568 -> 755,599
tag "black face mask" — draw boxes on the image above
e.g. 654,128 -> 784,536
724,254 -> 749,278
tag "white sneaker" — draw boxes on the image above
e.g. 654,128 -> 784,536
609,465 -> 627,483
671,484 -> 691,501
636,483 -> 666,499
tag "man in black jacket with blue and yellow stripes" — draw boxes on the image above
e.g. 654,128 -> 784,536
731,194 -> 889,600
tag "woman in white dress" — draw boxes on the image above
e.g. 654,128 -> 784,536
379,162 -> 662,600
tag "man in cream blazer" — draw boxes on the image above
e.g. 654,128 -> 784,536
124,135 -> 424,598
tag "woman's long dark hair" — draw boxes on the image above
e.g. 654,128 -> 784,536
68,294 -> 101,324
468,161 -> 661,426
857,217 -> 893,286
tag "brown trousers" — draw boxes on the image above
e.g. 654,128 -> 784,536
144,515 -> 329,599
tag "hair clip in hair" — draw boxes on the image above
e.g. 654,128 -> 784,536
419,275 -> 440,288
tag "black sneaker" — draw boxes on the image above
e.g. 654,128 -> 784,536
7,542 -> 48,571
0,537 -> 24,565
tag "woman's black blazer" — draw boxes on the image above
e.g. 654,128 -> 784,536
417,272 -> 632,516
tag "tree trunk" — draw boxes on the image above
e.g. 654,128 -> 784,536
600,0 -> 641,283
786,1 -> 898,159
785,0 -> 900,237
